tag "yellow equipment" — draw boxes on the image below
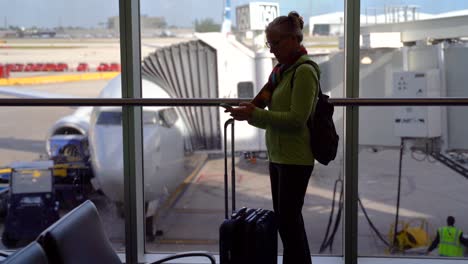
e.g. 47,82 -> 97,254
388,218 -> 431,253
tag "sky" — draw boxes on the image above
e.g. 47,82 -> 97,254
1,0 -> 468,28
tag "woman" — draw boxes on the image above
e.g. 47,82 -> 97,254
227,11 -> 319,264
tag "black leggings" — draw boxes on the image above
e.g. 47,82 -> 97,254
269,162 -> 313,264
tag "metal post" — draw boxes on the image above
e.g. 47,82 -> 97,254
119,0 -> 145,263
344,0 -> 360,263
392,137 -> 405,251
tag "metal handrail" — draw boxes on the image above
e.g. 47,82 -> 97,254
0,97 -> 468,107
330,98 -> 468,106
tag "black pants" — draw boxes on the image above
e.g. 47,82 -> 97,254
269,162 -> 313,264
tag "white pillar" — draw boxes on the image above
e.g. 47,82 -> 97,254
254,50 -> 273,93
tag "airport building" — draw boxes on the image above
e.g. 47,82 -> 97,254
1,1 -> 468,264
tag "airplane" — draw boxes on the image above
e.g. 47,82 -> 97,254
0,75 -> 192,239
86,76 -> 188,221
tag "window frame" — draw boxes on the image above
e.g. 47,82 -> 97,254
1,0 -> 468,263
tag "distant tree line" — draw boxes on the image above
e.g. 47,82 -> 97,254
194,18 -> 220,32
0,16 -> 223,32
107,15 -> 167,31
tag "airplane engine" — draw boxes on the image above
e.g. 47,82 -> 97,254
45,111 -> 91,158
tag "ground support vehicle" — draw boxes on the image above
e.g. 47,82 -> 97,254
1,161 -> 59,248
0,161 -> 93,216
48,134 -> 94,208
53,162 -> 93,209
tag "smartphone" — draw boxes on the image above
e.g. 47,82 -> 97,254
219,103 -> 233,111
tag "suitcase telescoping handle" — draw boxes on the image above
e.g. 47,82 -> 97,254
224,118 -> 236,219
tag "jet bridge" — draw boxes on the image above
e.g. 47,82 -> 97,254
142,40 -> 220,151
141,33 -> 269,154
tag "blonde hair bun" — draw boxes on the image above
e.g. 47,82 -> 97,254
288,11 -> 304,30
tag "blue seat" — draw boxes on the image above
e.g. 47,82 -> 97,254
1,241 -> 48,264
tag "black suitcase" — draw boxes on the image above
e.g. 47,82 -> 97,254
219,119 -> 278,264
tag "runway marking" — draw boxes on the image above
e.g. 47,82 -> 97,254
237,182 -> 430,218
195,172 -> 219,183
195,172 -> 244,184
306,186 -> 430,218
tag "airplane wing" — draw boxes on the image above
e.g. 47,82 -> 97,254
0,86 -> 78,99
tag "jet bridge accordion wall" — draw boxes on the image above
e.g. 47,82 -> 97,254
142,40 -> 220,150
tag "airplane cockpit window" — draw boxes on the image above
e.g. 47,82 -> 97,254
97,111 -> 160,126
158,108 -> 178,128
96,111 -> 122,125
237,82 -> 254,98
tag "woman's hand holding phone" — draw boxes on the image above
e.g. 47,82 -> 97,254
228,102 -> 255,121
220,103 -> 233,112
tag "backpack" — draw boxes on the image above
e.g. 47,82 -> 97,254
290,61 -> 339,165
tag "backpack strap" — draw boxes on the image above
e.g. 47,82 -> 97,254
290,60 -> 322,97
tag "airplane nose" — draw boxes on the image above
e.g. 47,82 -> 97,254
90,126 -> 124,202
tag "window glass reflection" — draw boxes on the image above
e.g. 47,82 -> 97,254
142,104 -> 345,256
358,1 -> 468,257
0,0 -> 125,247
0,105 -> 124,251
0,6 -> 125,253
138,0 -> 346,256
358,106 -> 468,258
359,1 -> 468,99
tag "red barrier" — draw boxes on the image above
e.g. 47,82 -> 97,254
1,62 -> 119,74
76,63 -> 89,72
109,63 -> 121,72
56,63 -> 68,72
97,63 -> 109,72
0,64 -> 10,78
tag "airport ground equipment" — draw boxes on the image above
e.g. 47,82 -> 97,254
429,151 -> 468,180
53,162 -> 93,209
0,172 -> 9,218
388,219 -> 430,253
2,161 -> 60,248
48,134 -> 94,208
0,161 -> 93,213
219,119 -> 278,264
0,135 -> 94,212
48,134 -> 90,165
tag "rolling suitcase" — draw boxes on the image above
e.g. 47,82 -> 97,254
219,119 -> 278,264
